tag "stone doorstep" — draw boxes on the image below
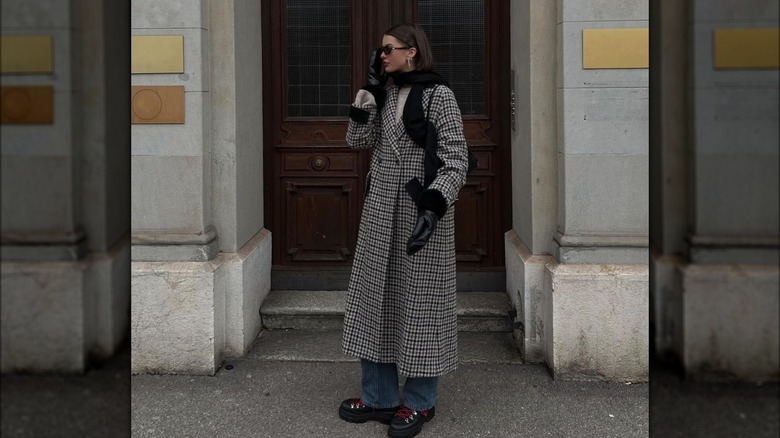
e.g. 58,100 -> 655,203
243,330 -> 523,365
260,290 -> 514,332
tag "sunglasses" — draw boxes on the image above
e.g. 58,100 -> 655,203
381,44 -> 411,55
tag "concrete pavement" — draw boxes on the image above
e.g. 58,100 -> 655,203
131,360 -> 648,438
0,342 -> 131,438
129,328 -> 649,437
3,337 -> 779,437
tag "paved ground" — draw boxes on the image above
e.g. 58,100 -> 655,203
0,342 -> 131,438
131,360 -> 647,438
2,342 -> 778,437
650,362 -> 779,438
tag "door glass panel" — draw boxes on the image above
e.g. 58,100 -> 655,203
418,0 -> 485,115
286,0 -> 351,117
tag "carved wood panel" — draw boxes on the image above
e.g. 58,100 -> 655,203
454,177 -> 492,263
282,178 -> 358,263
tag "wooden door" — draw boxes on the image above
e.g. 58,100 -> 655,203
262,0 -> 510,277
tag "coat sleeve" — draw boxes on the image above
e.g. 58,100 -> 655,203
427,86 -> 469,208
346,89 -> 383,150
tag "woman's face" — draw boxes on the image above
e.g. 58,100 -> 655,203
380,35 -> 416,73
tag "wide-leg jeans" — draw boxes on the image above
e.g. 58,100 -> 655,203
361,359 -> 438,411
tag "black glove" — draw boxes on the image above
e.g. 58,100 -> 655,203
406,209 -> 439,256
367,48 -> 386,87
405,188 -> 447,256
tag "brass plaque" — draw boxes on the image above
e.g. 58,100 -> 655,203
713,28 -> 779,69
582,28 -> 649,69
1,86 -> 54,124
131,86 -> 185,124
0,35 -> 53,74
131,35 -> 184,74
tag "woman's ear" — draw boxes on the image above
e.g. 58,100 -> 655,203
407,46 -> 417,59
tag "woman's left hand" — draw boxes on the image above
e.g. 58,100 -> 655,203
406,210 -> 438,256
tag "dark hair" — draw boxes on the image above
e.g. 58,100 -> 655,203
384,23 -> 434,72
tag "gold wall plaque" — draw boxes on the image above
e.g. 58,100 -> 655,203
713,28 -> 779,69
582,28 -> 649,69
131,86 -> 185,124
131,35 -> 184,74
1,86 -> 54,124
0,35 -> 53,74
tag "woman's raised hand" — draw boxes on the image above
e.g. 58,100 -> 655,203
367,48 -> 387,87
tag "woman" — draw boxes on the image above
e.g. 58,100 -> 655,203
338,23 -> 469,438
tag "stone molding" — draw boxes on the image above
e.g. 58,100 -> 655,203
131,224 -> 217,245
131,224 -> 219,262
1,226 -> 88,261
685,233 -> 780,264
553,230 -> 649,264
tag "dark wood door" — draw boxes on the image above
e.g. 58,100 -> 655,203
262,0 -> 510,274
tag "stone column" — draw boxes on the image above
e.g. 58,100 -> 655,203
548,0 -> 649,381
507,0 -> 559,364
1,0 -> 130,373
653,0 -> 779,381
509,0 -> 649,381
209,0 -> 271,359
130,0 -> 271,375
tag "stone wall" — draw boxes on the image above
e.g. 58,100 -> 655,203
1,0 -> 130,373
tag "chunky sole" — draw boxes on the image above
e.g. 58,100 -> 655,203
339,406 -> 396,425
387,408 -> 435,438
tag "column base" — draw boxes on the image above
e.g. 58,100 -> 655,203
544,262 -> 649,382
505,230 -> 554,364
649,246 -> 685,363
680,263 -> 779,382
221,229 -> 272,357
131,229 -> 271,375
651,246 -> 779,382
87,236 -> 132,359
1,237 -> 130,373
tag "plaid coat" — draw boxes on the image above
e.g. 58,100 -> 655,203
341,84 -> 469,377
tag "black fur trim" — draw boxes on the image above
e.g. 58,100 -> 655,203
405,178 -> 424,202
349,106 -> 370,123
418,188 -> 447,219
361,84 -> 387,111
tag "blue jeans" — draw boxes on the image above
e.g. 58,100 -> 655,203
361,359 -> 438,411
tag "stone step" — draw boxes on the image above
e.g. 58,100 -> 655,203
260,290 -> 513,332
246,330 -> 523,365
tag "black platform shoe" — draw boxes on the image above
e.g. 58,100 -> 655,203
339,398 -> 398,424
387,405 -> 435,438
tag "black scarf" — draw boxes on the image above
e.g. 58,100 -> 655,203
389,71 -> 449,196
389,71 -> 449,148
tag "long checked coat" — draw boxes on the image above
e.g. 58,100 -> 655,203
341,83 -> 469,377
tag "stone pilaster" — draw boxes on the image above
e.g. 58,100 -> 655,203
651,0 -> 779,382
130,0 -> 271,375
548,0 -> 649,381
506,0 -> 559,365
131,0 -> 214,259
507,0 -> 650,381
1,0 -> 130,373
